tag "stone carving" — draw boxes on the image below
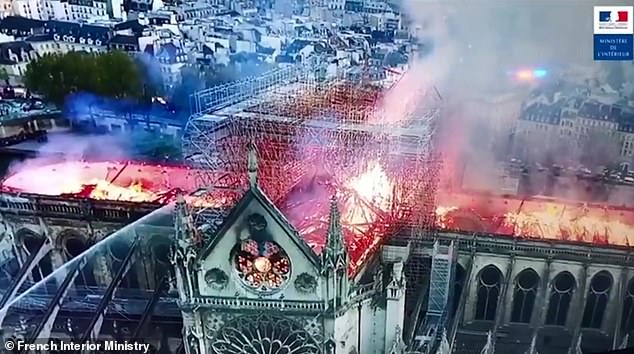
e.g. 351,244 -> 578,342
204,313 -> 225,338
295,272 -> 318,293
204,268 -> 229,290
186,333 -> 199,354
247,213 -> 267,232
303,317 -> 321,338
211,314 -> 320,354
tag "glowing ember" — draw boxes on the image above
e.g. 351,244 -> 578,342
77,179 -> 157,202
435,193 -> 634,247
343,161 -> 393,231
503,206 -> 634,245
435,206 -> 458,229
1,161 -> 200,204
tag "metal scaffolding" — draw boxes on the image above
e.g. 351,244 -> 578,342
411,240 -> 455,353
182,64 -> 443,272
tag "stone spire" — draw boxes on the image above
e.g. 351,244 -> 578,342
174,194 -> 191,243
321,196 -> 350,310
247,141 -> 258,188
172,194 -> 197,302
322,196 -> 348,273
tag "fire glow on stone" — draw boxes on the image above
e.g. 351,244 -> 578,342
6,160 -> 634,272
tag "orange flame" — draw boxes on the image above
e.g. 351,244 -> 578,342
81,179 -> 159,202
434,199 -> 634,247
344,161 -> 393,230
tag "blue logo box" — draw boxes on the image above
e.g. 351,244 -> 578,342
594,34 -> 633,60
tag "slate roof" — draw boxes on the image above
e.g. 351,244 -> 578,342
216,10 -> 240,17
286,39 -> 334,55
109,34 -> 139,46
25,34 -> 54,42
0,41 -> 35,65
155,43 -> 181,63
256,44 -> 274,55
231,52 -> 260,63
43,20 -> 110,44
0,16 -> 44,34
383,51 -> 407,66
113,19 -> 148,35
275,54 -> 297,63
618,110 -> 634,133
202,44 -> 214,56
577,101 -> 619,121
520,102 -> 562,125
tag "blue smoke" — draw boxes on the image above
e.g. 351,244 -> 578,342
63,92 -> 179,127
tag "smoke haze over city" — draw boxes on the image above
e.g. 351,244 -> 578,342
393,0 -> 634,196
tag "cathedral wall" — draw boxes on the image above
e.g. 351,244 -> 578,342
336,307 -> 359,354
463,253 -> 510,324
501,257 -> 547,324
360,302 -> 386,354
0,211 -> 171,290
456,255 -> 469,270
455,241 -> 634,353
197,199 -> 322,302
194,309 -> 324,354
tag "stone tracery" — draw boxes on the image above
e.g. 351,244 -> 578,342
211,314 -> 320,354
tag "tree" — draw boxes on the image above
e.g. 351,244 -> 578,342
0,68 -> 8,84
24,51 -> 152,106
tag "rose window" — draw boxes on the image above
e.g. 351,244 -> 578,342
234,240 -> 290,292
212,314 -> 319,354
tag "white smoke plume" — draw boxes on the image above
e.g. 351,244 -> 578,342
391,0 -> 632,194
401,0 -> 632,93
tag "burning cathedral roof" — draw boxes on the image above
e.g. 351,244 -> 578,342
4,160 -> 634,255
1,161 -> 199,204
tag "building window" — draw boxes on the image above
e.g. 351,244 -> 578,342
621,278 -> 634,332
475,265 -> 502,321
62,233 -> 97,287
546,271 -> 575,326
511,269 -> 539,323
18,229 -> 53,282
582,271 -> 613,329
108,238 -> 139,289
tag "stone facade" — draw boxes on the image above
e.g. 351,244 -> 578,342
171,186 -> 410,354
2,189 -> 634,354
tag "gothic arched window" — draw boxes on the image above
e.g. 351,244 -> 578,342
109,238 -> 139,289
545,271 -> 575,326
63,235 -> 97,287
19,229 -> 53,282
475,265 -> 502,321
511,269 -> 539,323
582,271 -> 613,329
621,278 -> 634,333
